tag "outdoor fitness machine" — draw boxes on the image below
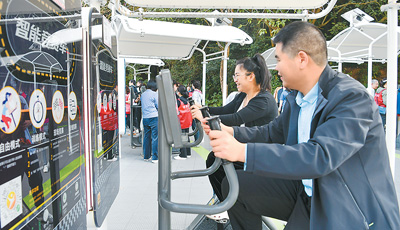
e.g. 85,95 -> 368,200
156,69 -> 239,230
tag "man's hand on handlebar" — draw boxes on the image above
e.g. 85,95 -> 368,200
208,130 -> 246,163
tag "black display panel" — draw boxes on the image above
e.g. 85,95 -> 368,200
0,1 -> 86,229
91,42 -> 120,227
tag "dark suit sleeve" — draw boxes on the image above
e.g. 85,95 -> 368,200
243,89 -> 374,180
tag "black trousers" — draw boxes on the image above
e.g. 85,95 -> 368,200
132,107 -> 141,130
221,170 -> 311,230
206,152 -> 244,201
179,128 -> 191,157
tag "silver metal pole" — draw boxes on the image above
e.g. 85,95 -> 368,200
195,48 -> 207,105
148,65 -> 151,81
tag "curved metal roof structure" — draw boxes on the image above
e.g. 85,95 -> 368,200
124,0 -> 329,10
327,22 -> 400,61
115,15 -> 253,60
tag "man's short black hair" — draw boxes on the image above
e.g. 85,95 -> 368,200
273,21 -> 327,66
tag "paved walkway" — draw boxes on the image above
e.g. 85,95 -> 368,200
105,134 -> 213,230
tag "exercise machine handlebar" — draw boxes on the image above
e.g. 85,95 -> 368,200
160,116 -> 239,215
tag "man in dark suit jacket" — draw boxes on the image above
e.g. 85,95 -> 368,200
206,21 -> 400,229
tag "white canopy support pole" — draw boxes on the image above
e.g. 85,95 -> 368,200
222,43 -> 231,105
126,64 -> 137,81
195,48 -> 207,105
202,60 -> 207,105
382,1 -> 399,176
148,65 -> 151,81
134,69 -> 137,81
118,58 -> 126,136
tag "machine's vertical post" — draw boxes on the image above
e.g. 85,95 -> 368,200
158,103 -> 171,230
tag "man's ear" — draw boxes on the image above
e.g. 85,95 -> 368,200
297,51 -> 309,69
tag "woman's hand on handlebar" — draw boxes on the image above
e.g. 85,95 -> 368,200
191,104 -> 203,120
200,119 -> 211,135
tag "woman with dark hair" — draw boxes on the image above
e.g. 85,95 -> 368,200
174,85 -> 192,160
191,53 -> 278,222
140,80 -> 159,163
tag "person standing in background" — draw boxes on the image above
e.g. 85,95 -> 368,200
368,79 -> 379,96
374,78 -> 387,129
191,80 -> 203,142
141,80 -> 158,163
278,87 -> 291,114
174,85 -> 193,160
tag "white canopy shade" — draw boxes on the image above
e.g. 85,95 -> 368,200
327,23 -> 400,60
124,0 -> 329,10
124,58 -> 164,66
42,25 -> 107,47
116,16 -> 253,60
261,47 -> 277,69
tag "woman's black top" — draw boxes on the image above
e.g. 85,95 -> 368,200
208,91 -> 278,127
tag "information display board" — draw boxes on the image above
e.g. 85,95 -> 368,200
0,0 -> 86,229
91,42 -> 120,227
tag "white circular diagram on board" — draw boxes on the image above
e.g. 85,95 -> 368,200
97,93 -> 102,113
108,94 -> 112,111
103,93 -> 107,112
68,91 -> 77,120
29,89 -> 47,129
0,86 -> 21,134
52,90 -> 64,124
